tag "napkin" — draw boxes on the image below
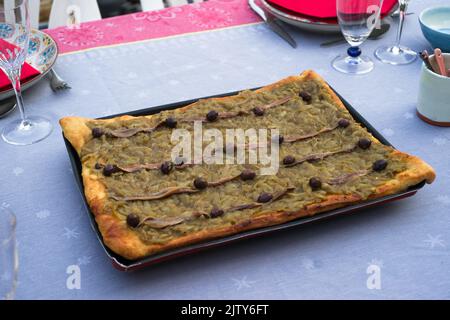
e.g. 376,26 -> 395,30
267,0 -> 398,19
0,39 -> 41,91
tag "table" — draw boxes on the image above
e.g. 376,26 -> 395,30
1,0 -> 449,299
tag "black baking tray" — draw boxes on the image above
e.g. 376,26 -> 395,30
63,87 -> 427,271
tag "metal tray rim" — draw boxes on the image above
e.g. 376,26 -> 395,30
62,86 -> 425,271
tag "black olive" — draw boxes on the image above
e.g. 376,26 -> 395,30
210,208 -> 224,218
257,192 -> 273,203
103,164 -> 118,176
165,117 -> 177,128
338,118 -> 350,128
240,169 -> 256,181
309,177 -> 322,190
357,138 -> 372,150
126,214 -> 140,228
92,127 -> 104,138
252,107 -> 265,116
299,91 -> 312,102
373,159 -> 388,172
160,161 -> 173,174
283,155 -> 296,165
193,177 -> 208,190
206,110 -> 219,122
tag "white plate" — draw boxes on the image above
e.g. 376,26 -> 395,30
0,29 -> 58,100
261,0 -> 341,34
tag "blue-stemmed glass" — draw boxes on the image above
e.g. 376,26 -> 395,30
333,0 -> 384,74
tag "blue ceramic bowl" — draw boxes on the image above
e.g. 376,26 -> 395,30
419,6 -> 450,52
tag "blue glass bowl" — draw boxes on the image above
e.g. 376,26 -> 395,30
419,6 -> 450,53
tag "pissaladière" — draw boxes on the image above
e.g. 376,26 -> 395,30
60,70 -> 436,260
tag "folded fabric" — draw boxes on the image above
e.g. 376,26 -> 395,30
267,0 -> 398,19
0,39 -> 41,91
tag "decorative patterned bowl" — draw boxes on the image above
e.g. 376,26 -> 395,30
0,29 -> 58,100
419,6 -> 450,53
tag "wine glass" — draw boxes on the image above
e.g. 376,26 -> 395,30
0,207 -> 18,300
333,0 -> 384,74
0,0 -> 53,145
374,0 -> 416,65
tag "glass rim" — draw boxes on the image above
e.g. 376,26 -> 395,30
0,0 -> 27,13
0,207 -> 16,242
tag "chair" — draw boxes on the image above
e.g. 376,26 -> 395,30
48,0 -> 102,29
29,0 -> 206,30
166,0 -> 189,6
27,0 -> 101,29
140,0 -> 165,11
29,0 -> 41,29
141,1 -> 205,11
167,0 -> 206,6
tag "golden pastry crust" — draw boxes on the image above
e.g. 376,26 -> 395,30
60,70 -> 436,260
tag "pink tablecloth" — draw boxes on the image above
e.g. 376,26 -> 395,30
45,0 -> 260,54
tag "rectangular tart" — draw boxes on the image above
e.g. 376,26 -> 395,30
60,70 -> 436,260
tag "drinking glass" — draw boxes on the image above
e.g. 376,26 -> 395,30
0,207 -> 18,300
374,0 -> 416,65
0,0 -> 53,145
333,0 -> 384,74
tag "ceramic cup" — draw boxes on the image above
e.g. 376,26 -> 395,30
417,53 -> 450,126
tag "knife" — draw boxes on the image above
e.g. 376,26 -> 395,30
248,0 -> 297,48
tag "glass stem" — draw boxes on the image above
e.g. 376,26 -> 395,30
394,1 -> 408,49
9,68 -> 29,128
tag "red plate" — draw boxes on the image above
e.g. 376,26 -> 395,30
267,0 -> 398,19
